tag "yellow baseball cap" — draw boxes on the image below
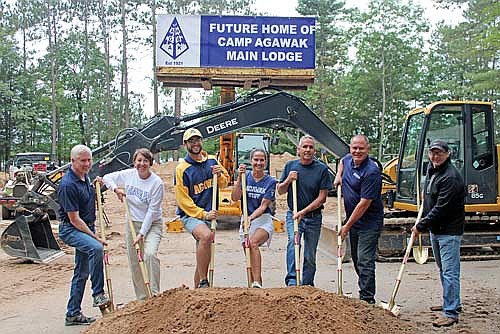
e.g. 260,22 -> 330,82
183,128 -> 203,142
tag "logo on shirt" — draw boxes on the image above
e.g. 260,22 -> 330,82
193,178 -> 213,195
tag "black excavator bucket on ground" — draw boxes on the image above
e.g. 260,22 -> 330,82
1,214 -> 64,263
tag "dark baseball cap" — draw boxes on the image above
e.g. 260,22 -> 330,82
429,139 -> 449,152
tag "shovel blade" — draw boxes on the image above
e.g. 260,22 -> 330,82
379,301 -> 402,317
413,246 -> 429,264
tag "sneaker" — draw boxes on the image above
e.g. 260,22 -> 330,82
430,305 -> 462,313
433,316 -> 458,327
197,279 -> 209,288
93,293 -> 110,307
251,281 -> 262,288
65,313 -> 96,326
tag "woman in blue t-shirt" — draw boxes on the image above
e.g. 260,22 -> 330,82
231,149 -> 277,288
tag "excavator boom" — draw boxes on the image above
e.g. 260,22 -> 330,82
1,88 -> 349,262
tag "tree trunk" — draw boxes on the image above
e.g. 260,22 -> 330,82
152,0 -> 159,116
99,0 -> 113,143
378,43 -> 386,162
47,0 -> 57,161
84,1 -> 91,146
121,0 -> 129,127
173,88 -> 182,161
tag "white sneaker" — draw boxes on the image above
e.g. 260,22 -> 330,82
251,281 -> 262,288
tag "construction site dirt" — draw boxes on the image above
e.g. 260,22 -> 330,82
1,158 -> 499,334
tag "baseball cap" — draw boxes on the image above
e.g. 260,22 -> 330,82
429,139 -> 449,152
183,128 -> 203,142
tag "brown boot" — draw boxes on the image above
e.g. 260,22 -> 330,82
433,316 -> 458,327
430,305 -> 462,312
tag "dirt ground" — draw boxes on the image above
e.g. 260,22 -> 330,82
1,157 -> 499,333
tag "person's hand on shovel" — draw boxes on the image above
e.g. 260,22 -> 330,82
411,224 -> 422,235
133,233 -> 144,246
113,188 -> 126,202
211,165 -> 222,176
339,225 -> 350,240
205,210 -> 218,221
293,209 -> 305,221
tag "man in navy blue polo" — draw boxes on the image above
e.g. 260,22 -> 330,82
334,134 -> 383,304
277,135 -> 332,286
58,144 -> 109,326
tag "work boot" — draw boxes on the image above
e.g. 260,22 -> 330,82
433,316 -> 458,327
65,313 -> 96,326
92,293 -> 110,307
197,279 -> 209,288
430,305 -> 462,313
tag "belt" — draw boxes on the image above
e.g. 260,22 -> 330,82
303,209 -> 322,218
60,219 -> 94,228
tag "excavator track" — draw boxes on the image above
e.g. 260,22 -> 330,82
378,215 -> 500,262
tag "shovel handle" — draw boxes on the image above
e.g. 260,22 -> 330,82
387,199 -> 425,309
209,173 -> 218,288
292,179 -> 301,286
240,172 -> 253,287
124,197 -> 153,298
336,184 -> 343,295
96,182 -> 114,311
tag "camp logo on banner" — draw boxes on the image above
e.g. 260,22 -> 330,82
156,15 -> 316,69
160,17 -> 189,60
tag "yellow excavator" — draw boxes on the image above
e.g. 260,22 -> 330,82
381,100 -> 500,260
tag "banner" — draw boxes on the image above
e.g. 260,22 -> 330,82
157,15 -> 316,69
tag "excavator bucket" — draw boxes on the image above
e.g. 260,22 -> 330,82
1,214 -> 64,263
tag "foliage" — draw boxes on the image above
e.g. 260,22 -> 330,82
0,0 -> 498,165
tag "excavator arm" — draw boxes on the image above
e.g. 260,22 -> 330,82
1,88 -> 348,262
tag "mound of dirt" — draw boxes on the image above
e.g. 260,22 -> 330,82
84,286 -> 415,334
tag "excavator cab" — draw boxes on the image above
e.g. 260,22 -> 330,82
394,101 -> 497,210
383,101 -> 500,259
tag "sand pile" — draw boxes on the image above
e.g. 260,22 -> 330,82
84,286 -> 415,334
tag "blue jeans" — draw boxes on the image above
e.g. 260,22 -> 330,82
59,223 -> 105,317
349,227 -> 380,303
285,210 -> 322,286
430,233 -> 461,319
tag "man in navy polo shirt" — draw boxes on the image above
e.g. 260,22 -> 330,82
334,134 -> 383,304
277,135 -> 332,286
58,144 -> 109,326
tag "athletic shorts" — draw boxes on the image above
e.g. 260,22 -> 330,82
239,213 -> 274,247
181,216 -> 215,235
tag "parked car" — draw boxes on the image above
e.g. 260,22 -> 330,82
8,152 -> 50,180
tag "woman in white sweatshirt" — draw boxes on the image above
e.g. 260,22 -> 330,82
103,148 -> 164,300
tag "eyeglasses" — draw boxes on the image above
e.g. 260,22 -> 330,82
186,137 -> 202,144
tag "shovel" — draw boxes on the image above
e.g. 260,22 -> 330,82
412,174 -> 429,264
336,185 -> 344,296
95,182 -> 114,314
413,233 -> 429,264
292,179 -> 301,286
124,197 -> 153,298
208,174 -> 218,288
380,201 -> 425,316
240,172 -> 253,287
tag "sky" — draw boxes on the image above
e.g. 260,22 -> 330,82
130,0 -> 464,117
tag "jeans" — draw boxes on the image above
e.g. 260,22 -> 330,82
126,220 -> 163,300
285,210 -> 322,286
430,233 -> 461,319
59,223 -> 105,317
349,227 -> 380,303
